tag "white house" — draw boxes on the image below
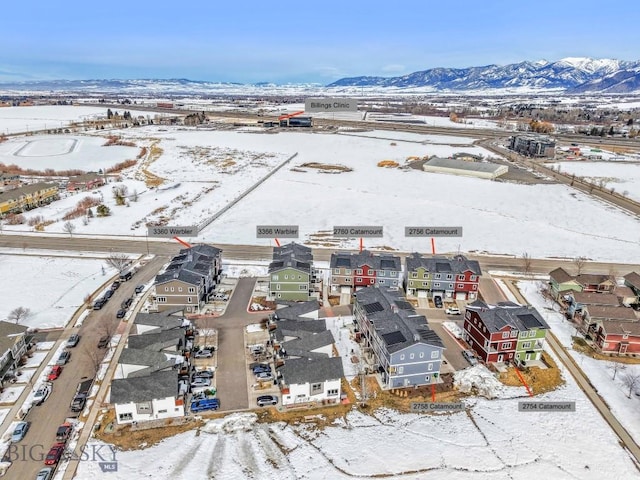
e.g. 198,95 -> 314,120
110,370 -> 184,424
278,357 -> 344,406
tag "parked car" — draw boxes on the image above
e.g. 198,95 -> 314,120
194,349 -> 213,358
110,281 -> 120,291
434,296 -> 443,308
194,369 -> 214,379
119,270 -> 133,281
255,372 -> 274,382
256,395 -> 278,407
36,467 -> 53,480
55,423 -> 73,443
104,290 -> 114,299
190,398 -> 220,413
191,377 -> 211,388
121,297 -> 133,309
116,309 -> 126,319
462,350 -> 478,366
134,285 -> 145,294
251,364 -> 271,374
47,365 -> 63,381
93,298 -> 107,310
56,351 -> 71,365
11,421 -> 30,442
70,393 -> 87,412
97,336 -> 110,348
44,443 -> 65,465
33,383 -> 52,406
445,306 -> 461,315
66,334 -> 80,348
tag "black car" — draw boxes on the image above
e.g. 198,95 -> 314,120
111,281 -> 120,291
93,298 -> 106,310
116,309 -> 126,319
134,285 -> 145,294
104,290 -> 114,299
434,296 -> 443,308
121,297 -> 133,309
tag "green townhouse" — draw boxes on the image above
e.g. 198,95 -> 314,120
268,242 -> 318,301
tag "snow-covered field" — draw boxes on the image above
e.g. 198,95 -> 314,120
0,134 -> 138,171
0,255 -> 116,329
551,161 -> 640,202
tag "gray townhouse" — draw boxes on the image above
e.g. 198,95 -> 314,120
330,250 -> 402,295
0,321 -> 29,386
354,286 -> 445,389
268,242 -> 319,301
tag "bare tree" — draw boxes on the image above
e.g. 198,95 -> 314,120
198,328 -> 216,349
573,256 -> 587,275
607,361 -> 627,380
621,372 -> 640,398
105,252 -> 130,273
112,185 -> 129,206
521,252 -> 532,276
82,345 -> 103,375
8,307 -> 31,324
63,221 -> 76,237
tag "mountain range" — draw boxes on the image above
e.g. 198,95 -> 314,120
328,57 -> 640,93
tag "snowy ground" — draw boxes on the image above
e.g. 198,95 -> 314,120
518,280 -> 640,447
0,255 -> 117,329
551,160 -> 640,202
0,134 -> 139,171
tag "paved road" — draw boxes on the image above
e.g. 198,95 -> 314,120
2,256 -> 167,480
196,277 -> 262,411
479,277 -> 509,304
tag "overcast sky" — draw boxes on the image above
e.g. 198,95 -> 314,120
1,0 -> 638,83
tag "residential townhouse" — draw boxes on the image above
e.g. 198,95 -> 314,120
405,253 -> 481,300
150,244 -> 223,313
353,286 -> 445,388
0,182 -> 59,215
115,348 -> 180,379
550,267 -> 617,298
624,272 -> 640,303
0,321 -> 29,386
330,250 -> 402,295
268,242 -> 319,301
463,301 -> 550,365
66,173 -> 105,192
133,310 -> 190,335
590,320 -> 640,355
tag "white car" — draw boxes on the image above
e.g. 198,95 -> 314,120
445,306 -> 461,315
33,383 -> 52,406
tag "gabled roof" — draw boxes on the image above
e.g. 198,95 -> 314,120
599,320 -> 640,336
569,291 -> 620,306
0,182 -> 58,202
271,318 -> 327,342
586,305 -> 637,322
127,329 -> 185,350
268,259 -> 311,274
615,286 -> 637,299
575,273 -> 615,286
118,348 -> 178,370
110,370 -> 178,404
406,253 -> 481,276
0,321 -> 28,355
155,269 -> 203,286
278,357 -> 344,386
180,244 -> 222,258
281,330 -> 335,358
624,272 -> 640,289
354,287 -> 444,352
467,300 -> 550,332
273,301 -> 320,320
273,242 -> 313,262
549,267 -> 574,284
330,251 -> 401,271
134,310 -> 186,330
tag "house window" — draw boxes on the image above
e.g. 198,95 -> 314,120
431,351 -> 439,359
158,409 -> 167,414
410,353 -> 415,359
311,383 -> 323,394
356,269 -> 363,275
411,272 -> 418,278
434,283 -> 440,288
189,287 -> 195,293
284,275 -> 288,280
510,331 -> 518,338
446,274 -> 453,280
428,363 -> 433,371
345,269 -> 351,275
472,285 -> 477,290
623,334 -> 629,339
425,375 -> 430,382
419,352 -> 424,358
299,284 -> 307,290
178,287 -> 183,292
370,279 -> 374,284
484,340 -> 489,348
391,271 -> 397,277
398,366 -> 404,374
529,330 -> 536,338
435,274 -> 441,279
502,332 -> 509,339
501,342 -> 511,349
157,296 -> 167,303
327,389 -> 338,396
422,282 -> 428,287
458,274 -> 465,281
170,287 -> 174,292
470,275 -> 477,281
333,269 -> 340,274
378,270 -> 385,276
520,331 -> 527,338
378,279 -> 385,284
187,297 -> 192,303
345,277 -> 351,283
276,285 -> 281,290
423,273 -> 429,279
118,413 -> 133,421
393,281 -> 398,285
136,402 -> 152,414
400,354 -> 405,360
164,286 -> 169,292
457,284 -> 464,289
522,342 -> 532,349
272,275 -> 278,281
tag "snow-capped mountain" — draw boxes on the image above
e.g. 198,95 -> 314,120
328,57 -> 640,92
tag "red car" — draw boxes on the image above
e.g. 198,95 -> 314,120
44,443 -> 65,465
47,365 -> 63,381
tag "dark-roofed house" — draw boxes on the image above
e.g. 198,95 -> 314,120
111,370 -> 184,424
278,357 -> 344,406
127,329 -> 186,353
268,242 -> 319,301
405,253 -> 481,300
550,267 -> 617,298
66,173 -> 105,192
134,310 -> 190,335
624,272 -> 640,301
116,348 -> 181,379
0,182 -> 59,215
463,301 -> 550,364
0,321 -> 29,386
549,268 -> 582,298
591,320 -> 640,355
272,300 -> 320,321
330,250 -> 402,295
353,287 -> 444,388
150,244 -> 223,313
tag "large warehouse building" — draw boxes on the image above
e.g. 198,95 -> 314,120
422,157 -> 508,180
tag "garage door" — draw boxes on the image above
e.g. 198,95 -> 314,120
341,286 -> 351,294
418,290 -> 427,298
455,292 -> 466,300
